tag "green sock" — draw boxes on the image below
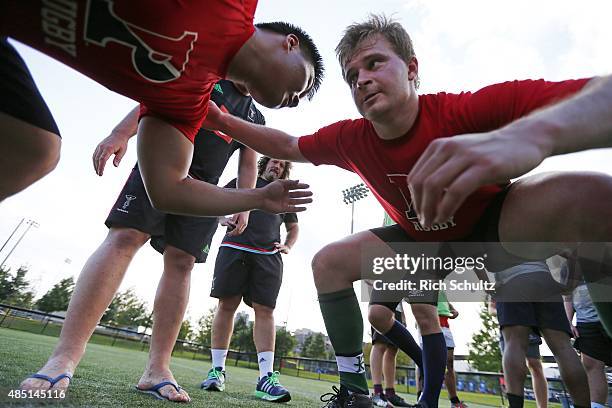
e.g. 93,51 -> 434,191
319,288 -> 368,394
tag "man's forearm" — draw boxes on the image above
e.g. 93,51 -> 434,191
284,224 -> 299,248
237,148 -> 258,189
112,105 -> 140,140
158,178 -> 265,216
221,115 -> 306,162
501,75 -> 612,157
563,297 -> 575,324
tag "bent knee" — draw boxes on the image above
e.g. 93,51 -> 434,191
107,227 -> 149,250
218,296 -> 241,313
164,246 -> 195,274
311,244 -> 341,284
368,304 -> 394,332
253,303 -> 274,317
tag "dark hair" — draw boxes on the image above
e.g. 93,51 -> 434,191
255,22 -> 324,100
257,156 -> 292,180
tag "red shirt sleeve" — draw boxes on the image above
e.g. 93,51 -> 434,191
445,78 -> 592,134
298,120 -> 355,171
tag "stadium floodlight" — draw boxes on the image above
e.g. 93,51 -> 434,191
341,183 -> 370,234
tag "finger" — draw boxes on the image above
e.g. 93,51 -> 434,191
97,149 -> 111,176
285,206 -> 307,213
433,166 -> 485,225
408,146 -> 449,226
286,181 -> 310,190
288,190 -> 313,198
92,145 -> 101,174
114,146 -> 126,167
288,197 -> 313,205
407,145 -> 441,220
419,158 -> 470,228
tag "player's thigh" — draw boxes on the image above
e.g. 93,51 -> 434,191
499,172 -> 612,257
312,229 -> 397,286
0,38 -> 62,195
0,113 -> 60,191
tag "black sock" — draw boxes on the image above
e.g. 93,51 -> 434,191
507,393 -> 524,408
373,384 -> 383,395
450,397 -> 460,404
383,320 -> 423,368
385,388 -> 396,398
420,333 -> 447,408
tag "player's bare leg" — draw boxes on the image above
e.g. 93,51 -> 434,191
211,296 -> 243,349
20,228 -> 149,391
540,328 -> 590,407
137,245 -> 194,402
0,112 -> 60,201
501,326 -> 531,396
252,302 -> 275,354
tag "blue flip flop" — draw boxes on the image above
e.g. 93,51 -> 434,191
27,373 -> 72,388
135,381 -> 185,401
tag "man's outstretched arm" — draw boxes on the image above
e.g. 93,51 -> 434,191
93,105 -> 139,175
204,101 -> 309,163
137,116 -> 312,216
408,75 -> 612,228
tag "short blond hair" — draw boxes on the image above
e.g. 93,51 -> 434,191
335,14 -> 419,88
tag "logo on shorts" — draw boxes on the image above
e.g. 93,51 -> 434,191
120,194 -> 137,212
202,244 -> 210,254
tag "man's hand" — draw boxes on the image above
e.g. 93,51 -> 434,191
220,217 -> 237,232
202,100 -> 226,131
407,131 -> 547,228
274,242 -> 291,254
259,179 -> 312,214
570,324 -> 580,338
93,133 -> 129,176
449,309 -> 459,319
226,211 -> 250,236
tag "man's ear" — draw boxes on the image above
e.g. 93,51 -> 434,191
407,56 -> 419,81
285,34 -> 299,51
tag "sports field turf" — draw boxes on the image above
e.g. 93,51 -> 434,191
0,327 -> 550,407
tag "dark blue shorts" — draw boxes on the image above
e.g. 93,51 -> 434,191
0,37 -> 59,135
105,166 -> 218,263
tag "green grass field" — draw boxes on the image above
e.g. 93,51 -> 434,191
0,327 -> 553,407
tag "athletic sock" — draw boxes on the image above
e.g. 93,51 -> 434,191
373,384 -> 383,395
507,393 -> 524,408
257,351 -> 274,379
211,348 -> 227,371
385,388 -> 396,398
419,333 -> 447,408
383,320 -> 423,368
319,288 -> 368,394
450,396 -> 461,404
417,390 -> 422,399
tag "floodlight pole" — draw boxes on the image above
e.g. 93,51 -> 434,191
0,219 -> 39,270
0,218 -> 25,254
342,183 -> 370,235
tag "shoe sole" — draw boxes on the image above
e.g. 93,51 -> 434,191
201,383 -> 225,392
254,390 -> 291,403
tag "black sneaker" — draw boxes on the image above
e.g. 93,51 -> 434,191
387,394 -> 412,407
320,385 -> 373,407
